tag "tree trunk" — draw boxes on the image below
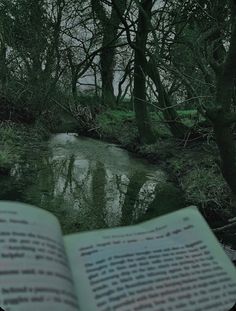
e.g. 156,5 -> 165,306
207,1 -> 236,197
210,74 -> 236,196
133,0 -> 156,144
92,0 -> 127,107
71,74 -> 78,102
162,91 -> 190,139
213,122 -> 236,194
0,45 -> 7,91
100,33 -> 116,107
147,59 -> 190,139
100,5 -> 121,107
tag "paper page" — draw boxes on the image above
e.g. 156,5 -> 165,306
0,201 -> 79,311
65,206 -> 236,311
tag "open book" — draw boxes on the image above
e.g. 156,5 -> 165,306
0,201 -> 235,311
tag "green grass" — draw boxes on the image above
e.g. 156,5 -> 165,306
177,109 -> 198,117
96,108 -> 203,145
97,110 -> 139,145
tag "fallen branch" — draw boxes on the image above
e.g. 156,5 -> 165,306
213,221 -> 236,233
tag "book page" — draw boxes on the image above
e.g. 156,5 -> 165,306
0,201 -> 79,311
65,206 -> 236,311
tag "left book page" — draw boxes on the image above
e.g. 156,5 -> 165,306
0,201 -> 79,311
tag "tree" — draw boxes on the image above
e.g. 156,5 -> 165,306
91,0 -> 127,107
132,0 -> 156,144
145,0 -> 198,140
206,0 -> 236,198
4,0 -> 65,115
112,0 -> 191,142
169,0 -> 236,198
0,3 -> 8,92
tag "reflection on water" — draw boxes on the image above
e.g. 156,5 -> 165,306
0,133 -> 184,233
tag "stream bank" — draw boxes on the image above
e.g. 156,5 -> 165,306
56,111 -> 236,257
0,119 -> 235,261
0,128 -> 184,233
58,110 -> 234,218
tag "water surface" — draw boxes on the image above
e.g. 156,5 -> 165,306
0,133 -> 184,233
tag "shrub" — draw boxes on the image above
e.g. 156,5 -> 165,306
0,122 -> 18,172
180,164 -> 231,209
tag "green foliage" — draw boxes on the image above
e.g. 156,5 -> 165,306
1,0 -> 62,115
0,121 -> 17,144
170,154 -> 231,210
77,92 -> 102,109
97,110 -> 139,146
0,149 -> 12,171
177,109 -> 198,117
149,110 -> 200,138
0,121 -> 49,173
6,0 -> 50,56
0,79 -> 34,121
96,109 -> 200,148
138,139 -> 175,160
117,99 -> 133,110
150,113 -> 170,138
0,122 -> 19,171
181,165 -> 230,209
178,109 -> 203,127
99,109 -> 134,122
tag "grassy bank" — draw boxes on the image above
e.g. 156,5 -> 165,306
95,109 -> 235,223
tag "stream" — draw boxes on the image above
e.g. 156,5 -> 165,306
0,133 -> 184,232
0,133 -> 235,261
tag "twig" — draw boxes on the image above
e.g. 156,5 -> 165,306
213,222 -> 236,233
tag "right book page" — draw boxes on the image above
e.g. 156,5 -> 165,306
64,206 -> 236,311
